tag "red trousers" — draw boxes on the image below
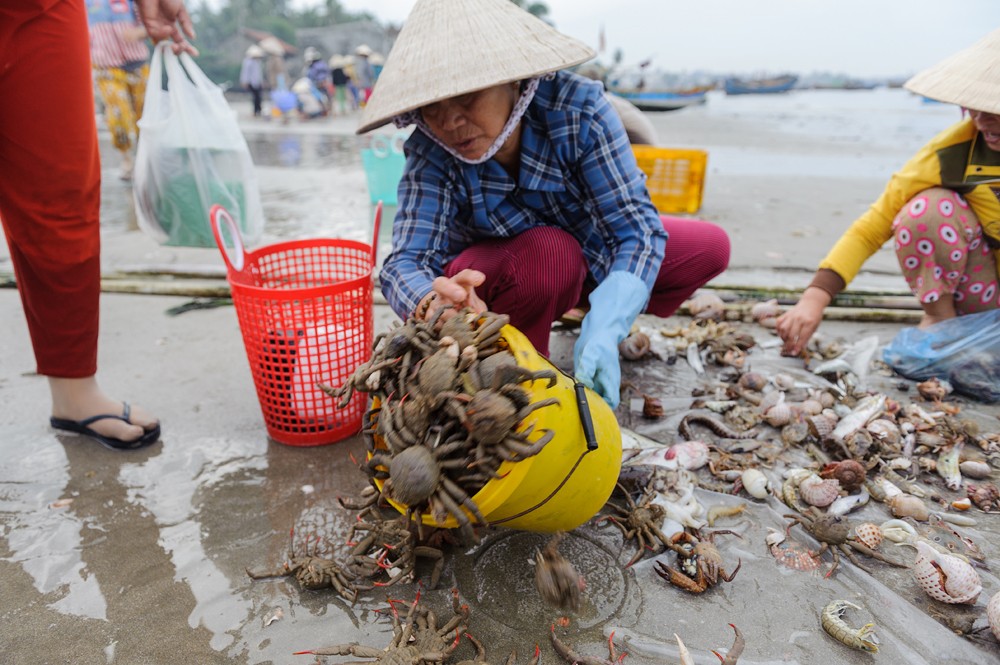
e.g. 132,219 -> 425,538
0,0 -> 102,377
446,217 -> 731,355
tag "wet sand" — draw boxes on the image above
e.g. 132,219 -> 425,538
1,89 -> 998,664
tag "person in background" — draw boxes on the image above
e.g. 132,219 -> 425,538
239,43 -> 265,117
369,51 -> 384,81
360,0 -> 730,408
328,54 -> 352,115
303,46 -> 330,111
292,76 -> 325,119
0,0 -> 195,450
261,36 -> 287,93
352,43 -> 375,105
776,28 -> 1000,357
86,0 -> 150,181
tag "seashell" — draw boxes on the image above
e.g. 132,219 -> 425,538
879,518 -> 918,543
988,591 -> 1000,642
737,371 -> 768,392
798,473 -> 841,507
757,389 -> 784,415
852,522 -> 883,550
916,377 -> 952,402
959,460 -> 992,480
817,391 -> 836,409
911,540 -> 982,604
799,398 -> 824,416
764,402 -> 792,427
866,419 -> 901,446
641,394 -> 664,419
751,299 -> 782,322
872,475 -> 903,500
951,498 -> 972,511
937,443 -> 963,491
741,468 -> 771,499
888,494 -> 930,521
806,413 -> 837,440
618,330 -> 651,360
820,459 -> 867,492
842,428 -> 875,458
914,431 -> 946,449
664,440 -> 709,471
780,421 -> 810,445
772,373 -> 796,391
686,291 -> 726,321
757,316 -> 778,329
764,527 -> 786,548
828,488 -> 870,516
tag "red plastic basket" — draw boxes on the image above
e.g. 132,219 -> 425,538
210,204 -> 381,446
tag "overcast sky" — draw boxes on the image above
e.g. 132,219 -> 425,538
320,0 -> 999,78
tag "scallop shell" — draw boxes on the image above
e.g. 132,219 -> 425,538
988,590 -> 1000,642
911,540 -> 982,604
806,413 -> 837,440
853,522 -> 883,550
764,402 -> 793,427
798,473 -> 841,507
741,468 -> 770,499
866,419 -> 901,446
959,460 -> 992,479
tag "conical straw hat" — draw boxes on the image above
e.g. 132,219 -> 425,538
357,0 -> 595,134
905,28 -> 1000,114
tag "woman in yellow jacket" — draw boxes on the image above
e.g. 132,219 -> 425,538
778,29 -> 1000,356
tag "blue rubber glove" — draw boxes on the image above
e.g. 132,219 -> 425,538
573,271 -> 650,408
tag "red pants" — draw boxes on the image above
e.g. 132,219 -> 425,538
446,217 -> 731,355
0,0 -> 102,377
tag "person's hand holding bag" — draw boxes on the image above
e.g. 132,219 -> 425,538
134,0 -> 198,55
573,271 -> 650,408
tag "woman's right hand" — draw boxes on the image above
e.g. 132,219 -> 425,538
775,287 -> 831,356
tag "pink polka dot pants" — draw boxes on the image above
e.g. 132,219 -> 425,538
893,187 -> 999,315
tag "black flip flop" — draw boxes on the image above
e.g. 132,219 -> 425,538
50,402 -> 161,451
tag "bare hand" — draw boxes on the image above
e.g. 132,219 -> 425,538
417,269 -> 487,320
775,288 -> 829,356
134,0 -> 198,56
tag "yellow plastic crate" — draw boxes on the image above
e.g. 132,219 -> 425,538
631,145 -> 708,214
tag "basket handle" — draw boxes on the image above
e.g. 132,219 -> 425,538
209,205 -> 248,272
370,201 -> 382,267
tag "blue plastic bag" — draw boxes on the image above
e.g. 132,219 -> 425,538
882,309 -> 1000,402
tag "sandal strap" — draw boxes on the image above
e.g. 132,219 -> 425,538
77,402 -> 132,428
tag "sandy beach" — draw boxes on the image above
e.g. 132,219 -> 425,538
1,88 -> 998,664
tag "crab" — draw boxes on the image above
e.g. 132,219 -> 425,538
294,592 -> 465,661
784,507 -> 908,577
597,484 -> 672,567
654,528 -> 742,593
246,529 -> 359,602
550,626 -> 625,665
534,532 -> 584,612
436,309 -> 510,356
455,634 -> 539,665
346,506 -> 446,588
368,427 -> 488,544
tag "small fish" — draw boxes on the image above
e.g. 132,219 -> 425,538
937,443 -> 963,491
831,394 -> 886,443
828,488 -> 870,516
686,343 -> 705,375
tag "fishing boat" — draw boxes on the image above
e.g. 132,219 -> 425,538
723,74 -> 798,95
610,86 -> 710,112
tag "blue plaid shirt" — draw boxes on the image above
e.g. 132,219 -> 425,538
380,71 -> 667,317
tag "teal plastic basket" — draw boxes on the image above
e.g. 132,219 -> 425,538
361,132 -> 407,205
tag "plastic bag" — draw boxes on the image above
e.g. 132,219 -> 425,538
134,44 -> 264,247
882,309 -> 1000,402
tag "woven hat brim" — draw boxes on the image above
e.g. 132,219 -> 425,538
904,28 -> 1000,115
357,0 -> 595,134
